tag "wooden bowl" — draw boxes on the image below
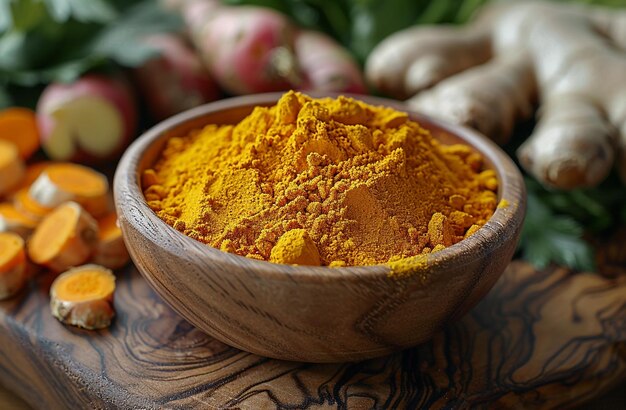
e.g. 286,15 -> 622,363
114,93 -> 526,363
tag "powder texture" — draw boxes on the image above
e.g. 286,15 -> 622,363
144,91 -> 498,266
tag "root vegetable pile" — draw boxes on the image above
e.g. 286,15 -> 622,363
0,129 -> 128,328
366,0 -> 626,189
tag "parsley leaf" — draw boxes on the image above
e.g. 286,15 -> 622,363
519,182 -> 595,271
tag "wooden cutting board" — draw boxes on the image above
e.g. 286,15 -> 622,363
0,260 -> 625,409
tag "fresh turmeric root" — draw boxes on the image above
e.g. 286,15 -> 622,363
366,0 -> 626,189
28,202 -> 99,273
0,203 -> 38,239
0,140 -> 25,197
0,232 -> 27,299
29,163 -> 110,217
0,108 -> 40,160
50,264 -> 116,329
6,162 -> 54,199
92,213 -> 129,270
9,163 -> 56,221
13,188 -> 54,221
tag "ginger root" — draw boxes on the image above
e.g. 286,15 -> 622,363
366,0 -> 626,189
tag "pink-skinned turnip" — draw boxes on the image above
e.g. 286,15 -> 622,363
134,34 -> 220,120
176,1 -> 302,95
37,74 -> 137,164
295,30 -> 367,94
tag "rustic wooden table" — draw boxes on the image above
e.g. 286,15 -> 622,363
0,259 -> 625,408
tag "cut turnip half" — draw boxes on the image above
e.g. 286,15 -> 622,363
37,75 -> 137,164
42,96 -> 123,160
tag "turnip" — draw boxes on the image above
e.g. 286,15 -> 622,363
175,0 -> 301,95
37,74 -> 137,164
134,34 -> 220,120
295,30 -> 367,94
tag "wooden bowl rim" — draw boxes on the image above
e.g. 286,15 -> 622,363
114,92 -> 526,282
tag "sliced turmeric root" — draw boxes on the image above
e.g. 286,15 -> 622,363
13,188 -> 54,221
93,213 -> 129,270
13,188 -> 53,221
0,108 -> 40,160
50,264 -> 116,329
0,140 -> 25,197
28,202 -> 99,273
6,162 -> 54,199
28,163 -> 110,218
0,232 -> 27,299
0,202 -> 39,238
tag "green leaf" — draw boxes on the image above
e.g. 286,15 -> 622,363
89,1 -> 182,67
9,0 -> 48,32
0,30 -> 59,71
350,0 -> 427,61
454,0 -> 488,23
223,0 -> 290,13
42,0 -> 117,24
0,85 -> 12,108
416,0 -> 454,24
0,54 -> 107,86
0,0 -> 11,32
526,171 -> 625,234
519,189 -> 595,271
38,55 -> 107,83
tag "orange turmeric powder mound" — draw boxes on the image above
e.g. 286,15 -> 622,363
145,91 -> 498,266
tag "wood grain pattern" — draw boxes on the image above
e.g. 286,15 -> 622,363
114,93 -> 526,362
0,261 -> 625,409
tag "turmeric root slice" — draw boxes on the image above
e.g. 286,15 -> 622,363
50,264 -> 116,329
92,213 -> 129,270
6,162 -> 54,199
0,232 -> 27,300
13,188 -> 53,221
0,108 -> 40,160
0,202 -> 39,239
0,140 -> 25,197
28,202 -> 99,273
28,163 -> 110,217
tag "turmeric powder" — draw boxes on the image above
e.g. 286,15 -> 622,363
145,91 -> 498,266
